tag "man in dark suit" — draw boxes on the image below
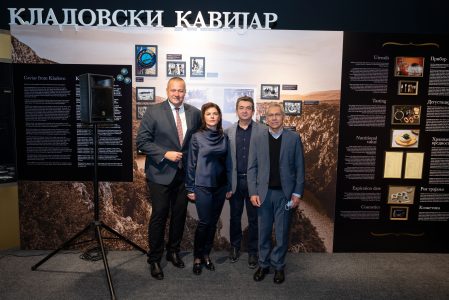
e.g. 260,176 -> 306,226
225,96 -> 262,268
247,103 -> 305,284
136,77 -> 202,280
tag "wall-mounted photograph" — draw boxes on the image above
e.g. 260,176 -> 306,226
261,84 -> 280,100
185,88 -> 209,109
136,104 -> 148,120
136,87 -> 155,102
398,80 -> 418,95
391,129 -> 419,148
167,61 -> 186,77
283,100 -> 302,115
391,105 -> 421,125
223,88 -> 255,113
394,56 -> 424,77
135,45 -> 158,77
190,57 -> 205,77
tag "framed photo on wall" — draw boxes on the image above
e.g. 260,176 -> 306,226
223,88 -> 255,113
283,100 -> 302,115
135,45 -> 158,77
136,104 -> 148,120
260,84 -> 280,100
136,87 -> 155,102
190,57 -> 205,77
167,61 -> 186,77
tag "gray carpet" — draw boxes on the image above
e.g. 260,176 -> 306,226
1,249 -> 449,300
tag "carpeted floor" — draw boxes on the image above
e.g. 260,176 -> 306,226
1,249 -> 449,299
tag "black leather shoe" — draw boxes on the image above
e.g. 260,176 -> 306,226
193,261 -> 202,275
166,252 -> 185,268
229,247 -> 239,263
274,269 -> 285,284
202,258 -> 215,271
253,267 -> 269,282
150,262 -> 164,280
248,254 -> 258,269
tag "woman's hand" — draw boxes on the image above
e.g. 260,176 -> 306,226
187,192 -> 196,201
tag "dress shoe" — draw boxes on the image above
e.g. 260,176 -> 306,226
193,261 -> 202,275
274,269 -> 285,284
229,247 -> 240,263
150,262 -> 164,280
253,267 -> 269,282
248,254 -> 258,269
166,252 -> 185,268
202,258 -> 215,271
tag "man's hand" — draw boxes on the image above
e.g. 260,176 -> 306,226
290,195 -> 301,209
164,151 -> 183,162
226,191 -> 233,200
250,195 -> 261,207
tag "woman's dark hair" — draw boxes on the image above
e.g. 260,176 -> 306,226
200,102 -> 223,134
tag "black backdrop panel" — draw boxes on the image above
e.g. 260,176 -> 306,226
0,62 -> 16,183
334,32 -> 449,252
13,64 -> 133,181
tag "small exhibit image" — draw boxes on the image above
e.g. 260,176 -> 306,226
390,206 -> 409,221
387,186 -> 416,204
391,105 -> 421,125
258,115 -> 267,125
260,84 -> 280,100
383,151 -> 403,179
136,104 -> 148,120
283,100 -> 302,115
190,57 -> 205,77
135,45 -> 158,77
398,80 -> 418,95
404,152 -> 424,179
185,88 -> 209,109
167,61 -> 186,77
223,88 -> 255,113
391,129 -> 420,148
136,87 -> 155,102
394,56 -> 424,77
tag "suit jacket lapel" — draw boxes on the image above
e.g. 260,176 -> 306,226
163,100 -> 181,147
261,128 -> 270,163
280,130 -> 289,162
183,104 -> 195,148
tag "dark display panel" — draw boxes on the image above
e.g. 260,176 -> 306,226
14,64 -> 133,181
334,32 -> 449,252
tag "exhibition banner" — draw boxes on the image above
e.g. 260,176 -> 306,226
334,32 -> 449,252
10,23 -> 448,252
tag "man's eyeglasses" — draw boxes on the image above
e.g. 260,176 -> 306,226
267,113 -> 282,118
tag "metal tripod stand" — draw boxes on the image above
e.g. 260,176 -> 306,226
31,124 -> 146,300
